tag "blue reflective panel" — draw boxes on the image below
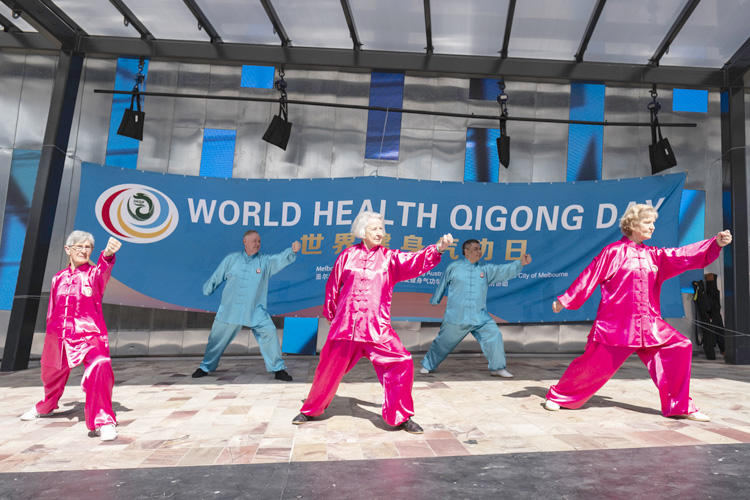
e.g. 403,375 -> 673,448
200,129 -> 237,178
0,150 -> 41,310
567,82 -> 605,182
106,57 -> 149,169
678,189 -> 706,293
673,89 -> 708,113
464,127 -> 501,183
469,78 -> 503,101
241,65 -> 275,89
365,72 -> 404,161
281,317 -> 319,355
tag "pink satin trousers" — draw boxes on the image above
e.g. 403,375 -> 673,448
36,338 -> 116,431
300,337 -> 415,426
546,333 -> 698,417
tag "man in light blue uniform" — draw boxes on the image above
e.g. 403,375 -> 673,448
192,230 -> 301,381
421,239 -> 531,377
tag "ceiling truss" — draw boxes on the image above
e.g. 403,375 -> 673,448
0,0 -> 748,89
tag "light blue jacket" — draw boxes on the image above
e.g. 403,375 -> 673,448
430,258 -> 522,325
203,248 -> 297,327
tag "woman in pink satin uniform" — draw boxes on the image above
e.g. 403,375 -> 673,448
292,211 -> 453,433
545,204 -> 732,421
20,230 -> 122,441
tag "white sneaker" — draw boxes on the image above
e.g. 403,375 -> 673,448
491,369 -> 514,378
97,424 -> 118,441
20,406 -> 51,421
419,367 -> 430,374
544,400 -> 561,411
685,411 -> 710,422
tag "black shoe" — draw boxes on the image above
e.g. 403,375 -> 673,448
274,370 -> 293,382
292,413 -> 311,425
398,418 -> 424,434
191,368 -> 208,378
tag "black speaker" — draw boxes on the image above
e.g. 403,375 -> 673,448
263,115 -> 293,150
497,135 -> 510,168
117,94 -> 145,141
649,116 -> 677,174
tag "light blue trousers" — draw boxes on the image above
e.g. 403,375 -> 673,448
421,321 -> 507,371
199,317 -> 286,373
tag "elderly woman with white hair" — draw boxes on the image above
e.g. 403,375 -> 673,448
545,204 -> 732,422
20,230 -> 122,441
293,211 -> 453,433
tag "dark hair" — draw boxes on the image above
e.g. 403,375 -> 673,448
462,239 -> 480,255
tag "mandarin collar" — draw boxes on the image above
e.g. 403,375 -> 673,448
359,242 -> 381,253
622,236 -> 647,248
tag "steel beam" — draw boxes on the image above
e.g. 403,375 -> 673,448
720,85 -> 750,365
575,0 -> 606,62
0,11 -> 22,32
64,36 -> 725,88
0,0 -> 82,48
1,51 -> 84,372
259,0 -> 291,47
649,0 -> 701,66
182,0 -> 222,43
500,0 -> 516,59
423,0 -> 433,54
108,0 -> 154,41
339,0 -> 361,50
724,35 -> 750,88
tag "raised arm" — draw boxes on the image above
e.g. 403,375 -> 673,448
267,245 -> 299,275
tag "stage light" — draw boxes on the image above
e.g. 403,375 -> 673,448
116,57 -> 146,141
117,93 -> 145,141
263,67 -> 293,150
497,79 -> 510,169
648,86 -> 677,174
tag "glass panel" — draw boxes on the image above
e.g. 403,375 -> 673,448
199,129 -> 237,178
365,72 -> 405,161
241,65 -> 275,89
51,1 -> 139,37
0,5 -> 37,32
509,0 -> 599,60
124,0 -> 210,41
586,0 -> 688,64
661,0 -> 750,68
431,0 -> 509,56
349,0 -> 426,52
194,0 -> 279,44
272,0 -> 351,49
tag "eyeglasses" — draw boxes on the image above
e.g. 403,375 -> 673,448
69,245 -> 93,253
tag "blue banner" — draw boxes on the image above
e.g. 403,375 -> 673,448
76,164 -> 686,323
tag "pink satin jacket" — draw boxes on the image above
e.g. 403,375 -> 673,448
43,252 -> 115,369
558,236 -> 721,347
325,243 -> 442,343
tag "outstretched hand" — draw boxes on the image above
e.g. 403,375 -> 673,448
521,254 -> 532,266
716,230 -> 732,247
552,300 -> 564,313
104,237 -> 121,257
292,241 -> 301,253
437,233 -> 454,252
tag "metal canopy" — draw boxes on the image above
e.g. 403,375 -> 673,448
1,0 -> 749,87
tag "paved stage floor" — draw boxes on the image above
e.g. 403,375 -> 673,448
1,353 -> 749,498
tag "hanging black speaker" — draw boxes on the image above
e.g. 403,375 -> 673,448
262,114 -> 292,150
497,135 -> 510,169
117,93 -> 145,141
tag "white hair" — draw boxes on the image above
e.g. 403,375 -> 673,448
65,230 -> 95,247
350,211 -> 385,239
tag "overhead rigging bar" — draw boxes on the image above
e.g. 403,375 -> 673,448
94,89 -> 697,128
